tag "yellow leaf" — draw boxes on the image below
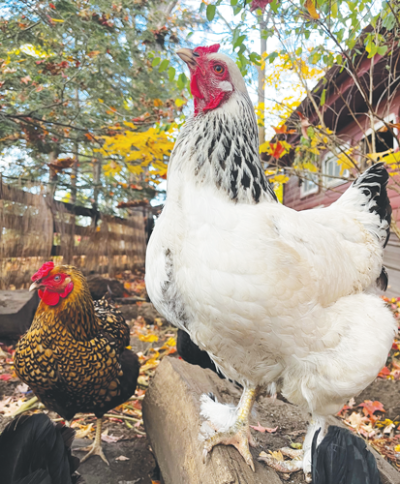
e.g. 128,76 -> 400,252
383,152 -> 400,165
270,174 -> 289,183
165,337 -> 176,347
269,450 -> 284,461
138,334 -> 159,343
175,98 -> 186,107
98,98 -> 104,103
153,98 -> 163,107
259,141 -> 271,153
337,150 -> 356,174
51,18 -> 65,22
305,0 -> 320,20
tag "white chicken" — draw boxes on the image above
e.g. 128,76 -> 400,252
145,44 -> 397,476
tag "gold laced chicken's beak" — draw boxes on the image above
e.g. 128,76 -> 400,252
177,48 -> 197,68
29,281 -> 41,292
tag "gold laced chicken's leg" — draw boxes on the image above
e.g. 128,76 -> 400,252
203,386 -> 259,472
76,417 -> 109,465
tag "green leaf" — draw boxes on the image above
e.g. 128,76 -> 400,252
266,51 -> 279,64
233,34 -> 246,49
377,45 -> 388,56
159,59 -> 169,73
249,52 -> 261,65
307,126 -> 315,138
168,66 -> 176,81
152,57 -> 160,67
295,47 -> 302,56
206,4 -> 216,21
186,31 -> 194,39
230,0 -> 238,5
335,54 -> 343,65
270,0 -> 279,13
331,1 -> 338,18
320,88 -> 326,106
177,72 -> 187,90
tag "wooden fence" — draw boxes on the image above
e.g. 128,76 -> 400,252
0,179 -> 147,288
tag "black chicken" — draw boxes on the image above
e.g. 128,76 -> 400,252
312,426 -> 381,484
0,414 -> 83,484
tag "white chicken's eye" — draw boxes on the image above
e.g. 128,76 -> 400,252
213,65 -> 224,74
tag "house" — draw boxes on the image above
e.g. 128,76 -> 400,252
277,31 -> 400,296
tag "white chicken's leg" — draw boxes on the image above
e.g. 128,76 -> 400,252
77,417 -> 109,465
203,386 -> 259,471
261,416 -> 326,480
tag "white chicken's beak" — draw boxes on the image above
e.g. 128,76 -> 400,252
29,281 -> 41,292
177,48 -> 197,68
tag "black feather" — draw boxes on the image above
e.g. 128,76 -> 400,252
376,266 -> 389,291
353,162 -> 391,246
312,426 -> 381,484
353,163 -> 392,289
177,329 -> 219,374
14,469 -> 52,484
0,414 -> 84,484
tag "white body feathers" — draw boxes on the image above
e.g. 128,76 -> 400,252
146,86 -> 397,421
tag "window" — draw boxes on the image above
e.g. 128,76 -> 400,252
323,149 -> 350,188
300,172 -> 319,197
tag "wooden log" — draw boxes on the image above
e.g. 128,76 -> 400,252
143,357 -> 283,484
0,290 -> 39,338
143,357 -> 400,484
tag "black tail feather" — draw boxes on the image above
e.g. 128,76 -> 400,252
0,414 -> 84,484
353,163 -> 392,290
312,426 -> 381,484
353,162 -> 391,247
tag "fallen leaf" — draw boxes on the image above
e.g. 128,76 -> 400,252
73,423 -> 94,439
115,455 -> 130,461
138,334 -> 158,343
102,433 -> 123,443
15,383 -> 29,393
345,411 -> 369,431
21,75 -> 32,84
378,366 -> 391,378
359,400 -> 385,417
250,422 -> 278,433
268,449 -> 284,461
0,374 -> 12,381
358,423 -> 376,439
384,422 -> 395,435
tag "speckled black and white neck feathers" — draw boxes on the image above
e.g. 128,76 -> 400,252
169,92 -> 277,204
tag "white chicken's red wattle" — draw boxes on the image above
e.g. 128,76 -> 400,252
145,45 -> 397,476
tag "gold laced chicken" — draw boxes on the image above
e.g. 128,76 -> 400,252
14,261 -> 139,465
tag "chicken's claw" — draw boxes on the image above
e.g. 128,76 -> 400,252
203,424 -> 255,471
258,448 -> 305,477
75,417 -> 109,465
77,441 -> 109,466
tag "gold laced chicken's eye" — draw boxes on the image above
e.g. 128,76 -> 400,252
213,65 -> 224,74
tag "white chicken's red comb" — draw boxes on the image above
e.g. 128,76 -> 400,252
193,44 -> 220,56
